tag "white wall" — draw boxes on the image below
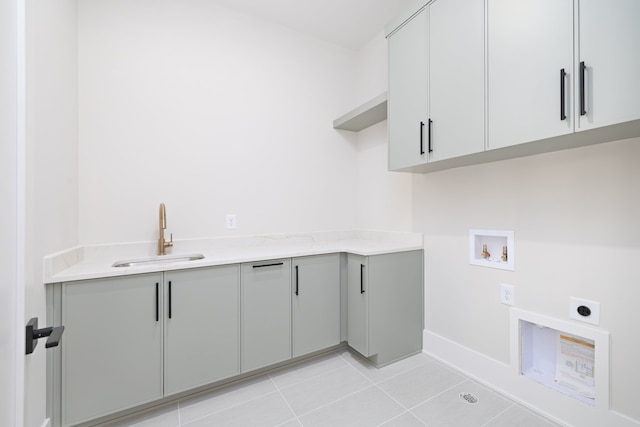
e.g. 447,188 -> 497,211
25,0 -> 79,425
77,0 -> 360,245
27,1 -> 640,425
415,137 -> 640,423
353,32 -> 412,231
1,0 -> 20,424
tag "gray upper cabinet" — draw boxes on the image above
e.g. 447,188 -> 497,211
347,251 -> 423,367
387,0 -> 640,173
292,254 -> 341,358
61,274 -> 163,426
241,259 -> 292,372
487,0 -> 574,149
575,0 -> 640,131
388,7 -> 429,171
164,266 -> 240,396
428,0 -> 484,161
388,1 -> 485,170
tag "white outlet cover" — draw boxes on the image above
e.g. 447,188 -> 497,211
226,214 -> 237,230
500,283 -> 515,306
569,296 -> 600,326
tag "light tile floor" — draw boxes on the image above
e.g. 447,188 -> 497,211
98,348 -> 562,427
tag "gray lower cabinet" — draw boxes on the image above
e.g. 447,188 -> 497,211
52,250 -> 423,425
241,259 -> 292,372
164,266 -> 240,396
60,273 -> 163,426
292,254 -> 341,358
347,254 -> 369,356
347,250 -> 424,366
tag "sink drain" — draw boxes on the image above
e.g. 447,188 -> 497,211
459,392 -> 479,404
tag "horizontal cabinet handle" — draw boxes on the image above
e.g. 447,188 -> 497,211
252,262 -> 284,268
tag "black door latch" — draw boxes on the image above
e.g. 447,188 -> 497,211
25,318 -> 64,355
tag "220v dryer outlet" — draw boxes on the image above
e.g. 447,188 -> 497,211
570,297 -> 600,325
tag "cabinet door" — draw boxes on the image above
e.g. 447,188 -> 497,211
164,266 -> 240,396
487,0 -> 573,149
576,0 -> 640,130
292,254 -> 340,358
61,274 -> 162,426
388,7 -> 428,171
241,259 -> 291,372
347,254 -> 369,357
429,0 -> 484,161
368,251 -> 423,366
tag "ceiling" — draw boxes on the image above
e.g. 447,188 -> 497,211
209,0 -> 415,51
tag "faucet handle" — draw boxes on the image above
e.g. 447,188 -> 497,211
166,233 -> 173,248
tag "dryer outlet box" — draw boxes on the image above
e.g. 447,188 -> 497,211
569,297 -> 600,326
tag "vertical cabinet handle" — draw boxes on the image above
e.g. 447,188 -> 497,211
419,121 -> 425,155
295,265 -> 299,296
360,264 -> 365,294
560,68 -> 566,121
155,283 -> 159,322
428,119 -> 433,153
580,61 -> 587,116
168,281 -> 172,319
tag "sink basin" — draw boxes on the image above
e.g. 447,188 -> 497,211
112,253 -> 205,268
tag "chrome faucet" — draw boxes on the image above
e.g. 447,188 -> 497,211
158,203 -> 173,256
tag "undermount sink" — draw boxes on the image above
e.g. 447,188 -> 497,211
112,253 -> 205,268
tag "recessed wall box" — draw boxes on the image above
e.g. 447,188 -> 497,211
510,308 -> 610,408
469,229 -> 514,271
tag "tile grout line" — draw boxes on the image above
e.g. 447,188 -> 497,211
337,348 -> 434,386
113,351 -> 560,427
377,381 -> 466,427
178,388 -> 280,426
291,384 -> 380,420
272,357 -> 353,392
404,378 -> 470,412
339,348 -> 446,411
269,374 -> 304,427
337,349 -> 475,425
178,353 -> 363,427
374,410 -> 429,427
336,350 -> 435,427
338,355 -> 376,386
176,352 -> 351,426
271,348 -> 422,423
479,403 -> 515,427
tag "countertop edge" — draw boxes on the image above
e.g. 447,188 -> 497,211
44,231 -> 423,284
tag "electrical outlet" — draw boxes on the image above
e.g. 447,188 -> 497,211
226,214 -> 236,230
500,284 -> 515,306
570,297 -> 600,325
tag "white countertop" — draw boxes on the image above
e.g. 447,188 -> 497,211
44,230 -> 423,283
